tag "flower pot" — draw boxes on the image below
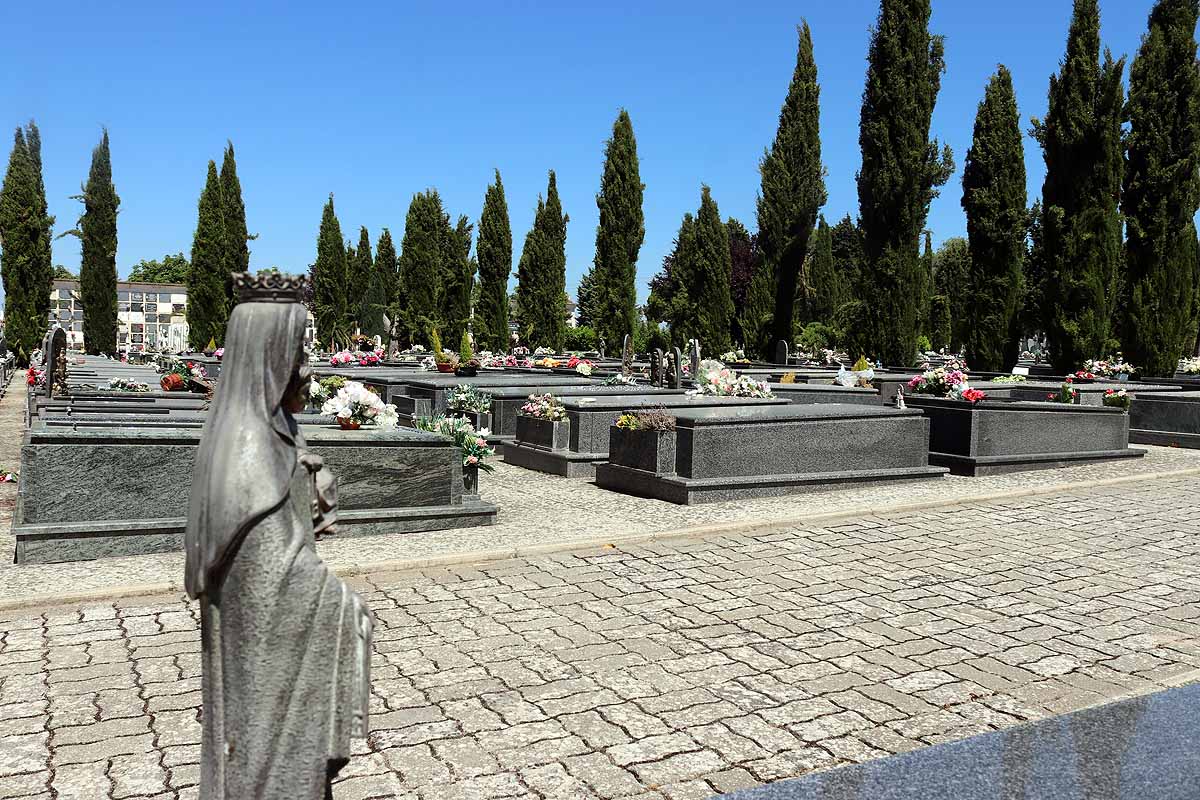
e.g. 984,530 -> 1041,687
455,366 -> 478,377
160,373 -> 185,392
462,464 -> 479,497
610,427 -> 677,474
436,362 -> 456,373
338,418 -> 361,430
515,415 -> 570,450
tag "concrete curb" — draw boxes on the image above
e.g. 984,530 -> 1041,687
5,466 -> 1200,615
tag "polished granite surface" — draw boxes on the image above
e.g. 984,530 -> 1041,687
721,683 -> 1200,800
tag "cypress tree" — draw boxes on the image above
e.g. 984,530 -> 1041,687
25,123 -> 53,323
932,238 -> 971,349
592,109 -> 645,344
857,0 -> 954,365
758,22 -> 826,358
808,216 -> 837,324
963,66 -> 1028,371
929,295 -> 952,350
692,186 -> 734,353
187,161 -> 227,350
0,130 -> 43,364
1121,0 -> 1200,376
475,169 -> 512,351
398,191 -> 444,345
830,214 -> 865,303
742,250 -> 774,357
576,267 -> 601,329
365,227 -> 396,340
1033,0 -> 1125,371
220,142 -> 250,308
916,231 -> 934,335
516,172 -> 568,350
727,218 -> 758,347
312,195 -> 348,349
351,226 -> 374,332
649,213 -> 699,347
438,214 -> 474,347
515,197 -> 544,344
69,131 -> 121,355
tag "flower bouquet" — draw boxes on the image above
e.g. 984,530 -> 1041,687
719,349 -> 751,364
604,373 -> 638,387
1048,381 -> 1078,404
689,365 -> 774,398
108,377 -> 150,393
520,393 -> 567,421
414,415 -> 497,488
906,366 -> 986,403
447,384 -> 492,414
836,356 -> 876,388
26,367 -> 45,387
1103,388 -> 1131,412
161,361 -> 207,392
308,375 -> 346,407
1070,370 -> 1097,384
1084,357 -> 1135,380
329,350 -> 356,366
214,347 -> 225,360
320,380 -> 399,429
1181,356 -> 1200,375
357,352 -> 382,366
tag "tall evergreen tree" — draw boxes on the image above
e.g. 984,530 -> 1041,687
742,249 -> 775,357
24,123 -> 53,322
932,238 -> 971,349
515,172 -> 568,350
438,214 -> 474,347
592,109 -> 645,344
692,187 -> 734,353
350,226 -> 374,332
647,213 -> 698,347
475,170 -> 512,351
758,22 -> 826,358
0,130 -> 44,364
1033,0 -> 1126,371
398,190 -> 444,346
1121,0 -> 1200,376
808,216 -> 837,324
364,228 -> 396,340
830,214 -> 865,303
727,218 -> 758,347
575,267 -> 601,330
857,0 -> 954,365
963,66 -> 1028,371
312,195 -> 348,349
72,131 -> 120,354
220,142 -> 250,309
188,161 -> 227,350
915,231 -> 934,336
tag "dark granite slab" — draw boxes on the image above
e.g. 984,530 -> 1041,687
720,682 -> 1200,800
1129,390 -> 1200,448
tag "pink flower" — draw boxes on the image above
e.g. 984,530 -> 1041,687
467,455 -> 479,465
475,438 -> 487,447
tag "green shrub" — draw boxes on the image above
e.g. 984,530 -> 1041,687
563,325 -> 598,352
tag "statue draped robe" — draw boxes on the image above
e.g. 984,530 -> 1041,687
198,428 -> 371,800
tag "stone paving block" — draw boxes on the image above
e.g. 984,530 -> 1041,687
109,751 -> 168,799
50,760 -> 109,800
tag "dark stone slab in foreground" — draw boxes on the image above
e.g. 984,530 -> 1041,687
719,682 -> 1200,800
1129,389 -> 1200,449
596,403 -> 944,504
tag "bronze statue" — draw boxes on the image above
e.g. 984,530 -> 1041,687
185,272 -> 372,800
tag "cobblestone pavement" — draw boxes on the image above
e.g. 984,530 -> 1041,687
3,372 -> 1200,602
4,475 -> 1200,799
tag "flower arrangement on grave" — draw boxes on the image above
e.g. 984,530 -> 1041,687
1181,357 -> 1200,375
431,330 -> 459,372
836,355 -> 876,388
533,346 -> 554,356
1083,357 -> 1135,379
214,347 -> 225,360
414,415 -> 496,473
906,366 -> 986,403
329,350 -> 356,366
604,373 -> 638,387
446,384 -> 492,413
161,360 -> 207,391
357,352 -> 382,366
615,408 -> 676,431
690,365 -> 774,398
1103,388 -> 1131,412
1047,381 -> 1078,404
566,355 -> 594,376
512,345 -> 530,356
308,375 -> 346,405
455,333 -> 482,376
519,393 -> 567,421
108,377 -> 150,393
320,380 -> 399,429
991,374 -> 1027,383
719,349 -> 751,364
26,367 -> 45,387
1070,369 -> 1097,382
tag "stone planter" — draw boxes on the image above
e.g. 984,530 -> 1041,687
515,415 -> 569,450
449,410 -> 491,431
609,427 -> 676,474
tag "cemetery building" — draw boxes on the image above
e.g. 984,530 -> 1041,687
49,279 -> 190,353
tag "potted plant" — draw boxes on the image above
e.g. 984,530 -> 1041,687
160,361 -> 208,392
446,384 -> 492,430
515,393 -> 569,450
431,330 -> 459,374
414,414 -> 495,497
1047,380 -> 1079,404
1102,388 -> 1131,412
609,409 -> 677,474
455,332 -> 481,377
905,366 -> 986,403
320,380 -> 399,429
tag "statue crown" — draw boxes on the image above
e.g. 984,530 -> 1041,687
233,271 -> 307,304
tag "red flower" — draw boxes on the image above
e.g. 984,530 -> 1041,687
1046,393 -> 1055,400
961,388 -> 986,404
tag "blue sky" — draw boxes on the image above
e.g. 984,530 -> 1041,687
0,0 -> 1171,305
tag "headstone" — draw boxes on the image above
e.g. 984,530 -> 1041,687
652,348 -> 664,387
186,271 -> 373,798
598,337 -> 606,359
46,328 -> 67,398
689,340 -> 701,379
774,339 -> 789,366
621,335 -> 633,377
671,346 -> 684,389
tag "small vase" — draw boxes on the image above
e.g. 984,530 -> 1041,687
338,418 -> 361,430
436,363 -> 456,373
462,464 -> 479,496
